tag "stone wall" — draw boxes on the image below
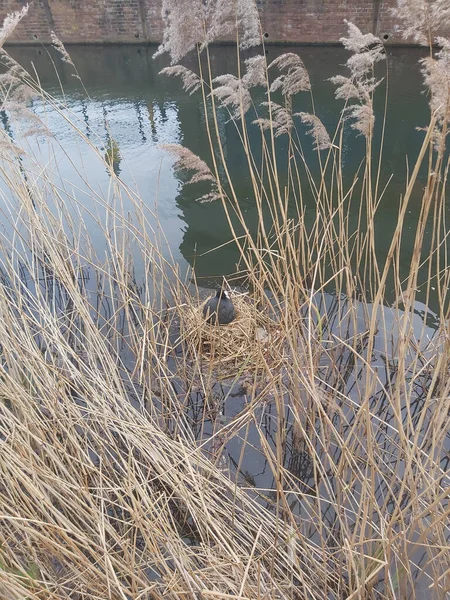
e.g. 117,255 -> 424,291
0,0 -> 437,45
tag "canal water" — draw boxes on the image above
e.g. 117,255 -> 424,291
3,43 -> 442,301
1,45 -> 447,597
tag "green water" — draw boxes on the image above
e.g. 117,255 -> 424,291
3,44 -> 445,299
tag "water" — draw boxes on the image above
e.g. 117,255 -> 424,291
3,44 -> 445,300
2,42 -> 447,489
1,44 -> 448,596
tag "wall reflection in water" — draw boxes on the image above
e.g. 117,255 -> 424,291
2,44 -> 436,294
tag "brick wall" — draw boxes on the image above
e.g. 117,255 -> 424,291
0,0 -> 445,45
258,0 -> 375,44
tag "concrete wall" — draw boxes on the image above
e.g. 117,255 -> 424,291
0,0 -> 432,45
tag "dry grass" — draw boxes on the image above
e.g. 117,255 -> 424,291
0,2 -> 449,599
179,291 -> 285,376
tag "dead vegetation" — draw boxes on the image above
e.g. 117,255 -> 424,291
0,1 -> 449,599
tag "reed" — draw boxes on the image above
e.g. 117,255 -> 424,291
0,1 -> 449,598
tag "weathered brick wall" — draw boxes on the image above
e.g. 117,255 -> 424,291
0,0 -> 444,45
48,0 -> 145,43
258,0 -> 375,44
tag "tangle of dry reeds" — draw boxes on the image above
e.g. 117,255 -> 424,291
0,1 -> 449,599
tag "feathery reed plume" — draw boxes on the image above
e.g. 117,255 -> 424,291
204,0 -> 261,50
394,0 -> 433,44
242,55 -> 266,88
212,55 -> 266,119
212,74 -> 252,119
160,144 -> 215,184
421,36 -> 450,148
296,112 -> 331,150
155,0 -> 261,64
330,21 -> 385,137
394,0 -> 450,45
207,0 -> 261,49
50,31 -> 86,88
161,55 -> 266,121
340,20 -> 383,55
159,65 -> 201,95
269,52 -> 311,97
254,101 -> 294,137
50,31 -> 74,66
345,103 -> 375,138
235,0 -> 261,50
154,0 -> 203,64
0,4 -> 28,47
160,143 -> 220,201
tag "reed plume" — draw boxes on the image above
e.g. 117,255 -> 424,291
0,4 -> 28,47
155,0 -> 261,64
330,20 -> 385,137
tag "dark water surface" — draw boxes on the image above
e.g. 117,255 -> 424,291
3,44 -> 444,298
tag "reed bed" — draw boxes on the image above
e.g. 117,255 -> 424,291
0,1 -> 449,599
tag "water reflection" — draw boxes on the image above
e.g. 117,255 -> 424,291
2,44 -> 443,298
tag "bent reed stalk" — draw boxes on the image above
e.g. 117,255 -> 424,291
0,1 -> 449,599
